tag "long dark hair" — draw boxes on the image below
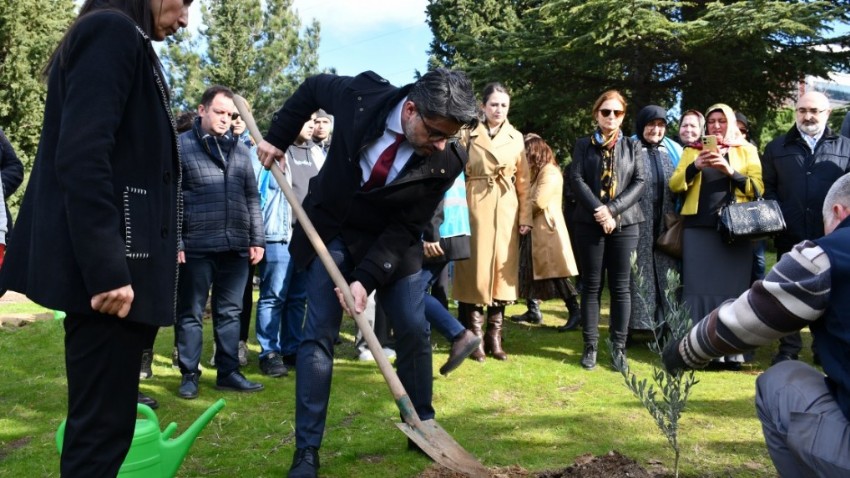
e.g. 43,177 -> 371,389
44,0 -> 156,78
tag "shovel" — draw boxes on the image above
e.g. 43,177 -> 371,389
233,95 -> 490,477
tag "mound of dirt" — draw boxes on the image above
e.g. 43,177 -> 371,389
416,450 -> 665,478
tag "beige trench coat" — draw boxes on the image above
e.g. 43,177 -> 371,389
529,163 -> 579,280
452,120 -> 532,304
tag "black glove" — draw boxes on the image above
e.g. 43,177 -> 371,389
662,338 -> 687,375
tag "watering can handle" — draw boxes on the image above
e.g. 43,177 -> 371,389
137,402 -> 159,423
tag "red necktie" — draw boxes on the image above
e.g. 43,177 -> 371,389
363,133 -> 404,191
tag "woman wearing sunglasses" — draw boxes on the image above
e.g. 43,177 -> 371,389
569,90 -> 646,370
453,82 -> 532,362
669,103 -> 762,371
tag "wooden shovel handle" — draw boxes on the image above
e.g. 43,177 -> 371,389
232,95 -> 420,425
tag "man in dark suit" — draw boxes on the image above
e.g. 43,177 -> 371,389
257,69 -> 478,478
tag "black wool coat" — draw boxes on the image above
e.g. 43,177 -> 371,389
0,12 -> 180,326
265,71 -> 467,292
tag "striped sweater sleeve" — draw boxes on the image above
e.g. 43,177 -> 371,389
679,240 -> 832,368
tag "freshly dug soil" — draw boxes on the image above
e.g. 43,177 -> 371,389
417,450 -> 665,478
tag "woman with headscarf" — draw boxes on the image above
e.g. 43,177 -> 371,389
512,134 -> 580,329
677,109 -> 705,147
628,106 -> 681,335
453,82 -> 532,362
669,103 -> 763,370
569,90 -> 645,370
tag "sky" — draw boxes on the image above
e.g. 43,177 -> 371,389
184,0 -> 433,87
290,0 -> 432,86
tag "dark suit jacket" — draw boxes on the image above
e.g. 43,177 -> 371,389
0,12 -> 180,326
265,71 -> 466,292
763,125 -> 850,253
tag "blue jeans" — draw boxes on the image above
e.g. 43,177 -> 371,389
177,251 -> 249,378
421,262 -> 464,341
255,242 -> 293,359
280,261 -> 307,357
295,238 -> 433,449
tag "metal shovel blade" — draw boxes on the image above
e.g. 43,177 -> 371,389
398,419 -> 491,477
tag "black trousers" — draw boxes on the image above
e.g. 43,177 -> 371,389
62,313 -> 157,477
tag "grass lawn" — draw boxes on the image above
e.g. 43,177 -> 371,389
0,287 -> 807,477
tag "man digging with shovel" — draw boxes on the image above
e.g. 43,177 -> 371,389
256,69 -> 479,478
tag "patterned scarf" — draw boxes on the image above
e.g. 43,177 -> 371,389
592,129 -> 619,203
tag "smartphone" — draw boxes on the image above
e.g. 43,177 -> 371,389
701,135 -> 718,153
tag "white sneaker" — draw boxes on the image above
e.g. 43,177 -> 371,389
382,347 -> 396,359
358,349 -> 375,361
209,342 -> 217,367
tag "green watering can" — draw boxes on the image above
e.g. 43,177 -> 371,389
57,398 -> 225,478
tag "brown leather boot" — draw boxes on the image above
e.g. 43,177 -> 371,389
485,306 -> 508,360
467,304 -> 486,362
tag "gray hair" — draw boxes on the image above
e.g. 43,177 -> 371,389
822,173 -> 850,223
408,68 -> 479,128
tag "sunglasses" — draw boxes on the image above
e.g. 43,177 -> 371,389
231,112 -> 241,120
599,109 -> 625,118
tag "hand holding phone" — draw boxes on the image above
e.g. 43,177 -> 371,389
701,135 -> 718,153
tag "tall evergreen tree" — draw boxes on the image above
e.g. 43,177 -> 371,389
161,0 -> 320,130
0,0 -> 76,210
427,0 -> 850,156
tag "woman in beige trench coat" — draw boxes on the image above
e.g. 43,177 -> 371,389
452,82 -> 532,361
511,134 -> 581,330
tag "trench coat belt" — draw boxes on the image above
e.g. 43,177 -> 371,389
467,165 -> 514,191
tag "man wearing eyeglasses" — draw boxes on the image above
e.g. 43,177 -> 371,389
762,91 -> 850,366
256,69 -> 478,478
175,85 -> 265,399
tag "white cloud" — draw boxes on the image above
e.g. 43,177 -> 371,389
291,0 -> 428,35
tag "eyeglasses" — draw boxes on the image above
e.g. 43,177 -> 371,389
599,109 -> 625,118
417,110 -> 460,141
796,108 -> 827,116
231,112 -> 241,120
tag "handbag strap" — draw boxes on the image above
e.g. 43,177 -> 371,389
726,176 -> 761,205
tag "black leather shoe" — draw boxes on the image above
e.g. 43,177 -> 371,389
288,446 -> 319,478
138,392 -> 159,409
178,373 -> 199,400
215,371 -> 264,393
770,352 -> 798,366
439,330 -> 482,376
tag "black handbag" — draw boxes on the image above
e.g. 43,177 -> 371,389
717,179 -> 786,244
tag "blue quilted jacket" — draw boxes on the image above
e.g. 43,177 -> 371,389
179,120 -> 264,253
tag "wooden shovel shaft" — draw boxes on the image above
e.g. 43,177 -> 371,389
233,95 -> 421,427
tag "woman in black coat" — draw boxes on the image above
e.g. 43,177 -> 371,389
0,1 -> 191,475
569,90 -> 646,370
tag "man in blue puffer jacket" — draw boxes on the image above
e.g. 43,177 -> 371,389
176,85 -> 265,399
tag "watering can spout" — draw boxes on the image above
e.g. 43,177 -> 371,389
160,398 -> 226,478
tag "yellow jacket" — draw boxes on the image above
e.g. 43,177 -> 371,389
669,143 -> 763,215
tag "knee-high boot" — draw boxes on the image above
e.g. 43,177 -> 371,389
485,306 -> 508,360
462,303 -> 486,362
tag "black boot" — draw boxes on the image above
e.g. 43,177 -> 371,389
580,342 -> 597,370
611,344 -> 627,370
509,299 -> 542,324
558,296 -> 581,332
